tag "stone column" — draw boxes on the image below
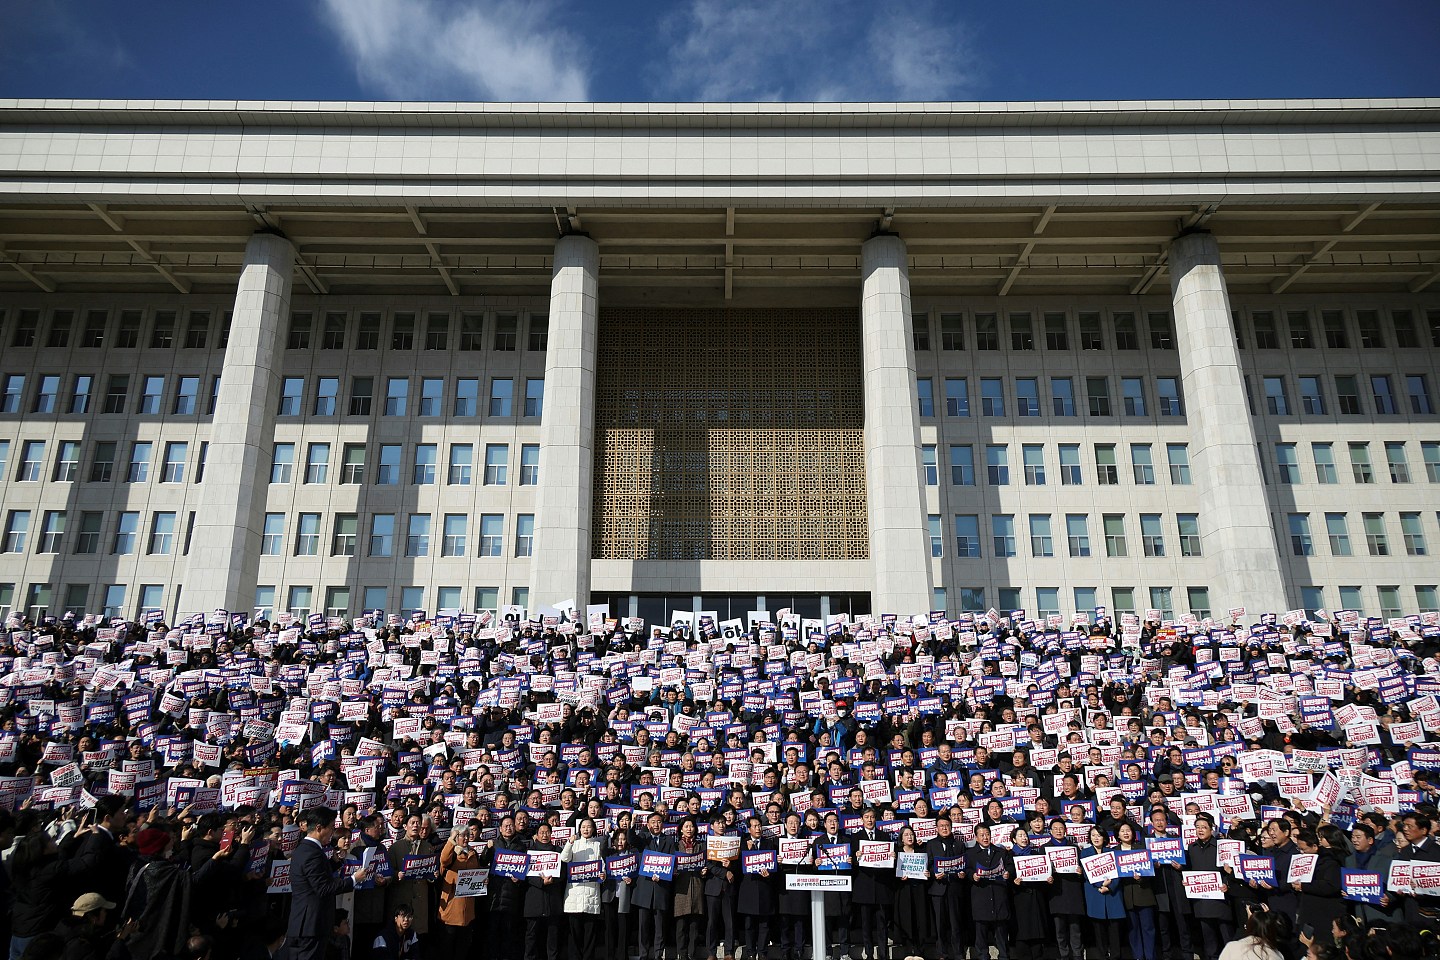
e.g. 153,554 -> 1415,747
860,234 -> 935,615
184,232 -> 293,614
1169,231 -> 1287,614
529,234 -> 599,610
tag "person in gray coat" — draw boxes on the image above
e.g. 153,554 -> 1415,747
1343,823 -> 1398,928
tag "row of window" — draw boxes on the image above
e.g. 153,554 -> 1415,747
0,373 -> 546,420
254,584 -> 532,622
909,307 -> 1440,354
0,307 -> 549,354
267,441 -> 540,487
921,441 -> 1192,488
932,512 -> 1202,560
1269,440 -> 1440,486
916,375 -> 1185,419
0,582 -> 172,621
1284,511 -> 1439,560
1247,373 -> 1434,418
1,508 -> 193,557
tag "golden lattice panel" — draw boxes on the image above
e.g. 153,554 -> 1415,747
593,309 -> 868,561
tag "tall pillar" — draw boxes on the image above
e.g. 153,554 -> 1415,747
529,235 -> 599,610
1169,231 -> 1286,614
185,232 -> 294,614
860,234 -> 935,615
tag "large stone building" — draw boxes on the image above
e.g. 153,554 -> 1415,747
0,98 -> 1437,625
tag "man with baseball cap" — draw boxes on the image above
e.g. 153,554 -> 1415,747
56,893 -> 137,960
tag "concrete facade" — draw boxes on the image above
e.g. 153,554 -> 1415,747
0,98 -> 1437,623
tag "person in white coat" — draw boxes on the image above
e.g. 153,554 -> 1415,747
560,817 -> 606,960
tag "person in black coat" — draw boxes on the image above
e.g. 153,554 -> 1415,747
1292,828 -> 1346,946
1145,811 -> 1192,960
290,808 -> 370,960
775,815 -> 812,960
847,808 -> 894,960
631,813 -> 676,960
966,825 -> 1012,960
1046,819 -> 1086,960
924,817 -> 967,960
816,812 -> 852,960
68,798 -> 135,913
10,828 -> 99,954
489,815 -> 529,960
702,814 -> 738,960
736,818 -> 778,960
1185,815 -> 1232,960
522,823 -> 565,960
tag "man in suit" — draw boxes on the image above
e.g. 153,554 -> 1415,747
925,816 -> 966,960
632,812 -> 677,960
848,808 -> 893,960
289,807 -> 372,960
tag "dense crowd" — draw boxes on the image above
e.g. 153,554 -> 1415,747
1,600 -> 1439,960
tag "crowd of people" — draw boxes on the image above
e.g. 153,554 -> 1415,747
0,598 -> 1438,960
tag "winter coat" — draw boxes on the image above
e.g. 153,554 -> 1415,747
631,833 -> 677,912
1344,840 -> 1398,925
735,837 -> 778,917
1046,842 -> 1088,917
11,844 -> 98,938
523,840 -> 565,919
966,843 -> 1013,923
1115,844 -> 1158,910
1080,846 -> 1124,920
385,837 -> 436,935
560,836 -> 605,915
1185,837 -> 1230,920
437,835 -> 481,927
847,830 -> 895,907
1294,848 -> 1347,938
489,835 -> 529,915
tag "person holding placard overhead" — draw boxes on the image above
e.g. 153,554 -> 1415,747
560,817 -> 605,960
736,816 -> 777,960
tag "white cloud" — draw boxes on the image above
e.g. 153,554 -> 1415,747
318,0 -> 589,101
657,0 -> 978,102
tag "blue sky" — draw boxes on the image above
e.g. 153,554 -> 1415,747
2,0 -> 1437,103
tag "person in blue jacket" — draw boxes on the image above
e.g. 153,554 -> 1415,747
1081,826 -> 1124,960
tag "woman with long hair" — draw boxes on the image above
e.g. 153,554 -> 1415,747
891,825 -> 932,960
1217,908 -> 1290,960
1081,825 -> 1124,960
1115,821 -> 1158,960
1292,826 -> 1347,947
1007,828 -> 1050,960
600,827 -> 634,960
671,817 -> 706,960
1048,818 -> 1087,960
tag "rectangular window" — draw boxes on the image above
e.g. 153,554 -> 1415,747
312,377 -> 338,417
425,313 -> 450,350
489,378 -> 513,416
520,444 -> 540,485
1114,312 -> 1138,350
975,313 -> 998,350
1372,375 -> 1397,415
110,512 -> 138,555
322,312 -> 346,350
260,513 -> 284,556
1357,310 -> 1384,348
1409,375 -> 1435,415
69,375 -> 92,414
304,443 -> 330,484
208,376 -> 220,415
1066,514 -> 1090,557
1263,376 -> 1289,416
166,376 -> 198,417
442,514 -> 467,557
524,378 -> 545,418
960,587 -> 986,613
1335,375 -> 1362,414
953,515 -> 980,557
330,513 -> 359,557
912,313 -> 930,351
980,378 -> 1004,416
1010,312 -> 1034,350
103,374 -> 128,414
1031,587 -> 1057,619
1140,513 -> 1165,557
1050,377 -> 1075,416
1178,514 -> 1202,556
493,314 -> 517,351
276,377 -> 302,416
454,378 -> 479,416
916,378 -> 934,417
1029,514 -> 1053,557
1363,513 -> 1389,556
1338,585 -> 1364,611
1059,444 -> 1081,485
1312,442 -> 1337,483
340,444 -> 365,484
985,445 -> 1009,485
1287,311 -> 1314,349
1156,377 -> 1184,416
287,586 -> 313,619
149,514 -> 176,555
1386,442 -> 1411,483
1299,376 -> 1325,415
921,445 -> 938,486
17,440 -> 44,482
369,514 -> 395,557
115,311 -> 141,348
1252,311 -> 1279,349
1326,513 -> 1352,556
418,378 -> 443,417
1112,587 -> 1135,615
286,313 -> 311,350
448,444 -> 473,485
293,513 -> 320,556
325,586 -> 352,618
1103,514 -> 1127,557
270,443 -> 294,484
484,444 -> 509,485
82,310 -> 107,348
89,441 -> 115,482
949,445 -> 975,485
391,313 -> 415,350
1425,442 -> 1440,483
515,514 -> 536,557
1079,312 -> 1104,350
161,442 -> 187,483
927,515 -> 943,557
349,377 -> 373,416
1350,442 -> 1373,483
127,441 -> 152,483
1086,377 -> 1111,417
139,376 -> 164,414
1417,585 -> 1439,614
2,511 -> 29,553
1131,444 -> 1155,485
1148,312 -> 1174,349
1095,444 -> 1118,485
1022,444 -> 1045,485
405,514 -> 431,557
1323,310 -> 1349,348
480,514 -> 504,557
528,314 -> 549,351
940,313 -> 964,350
1121,377 -> 1147,416
1300,586 -> 1325,613
1044,312 -> 1068,350
1150,587 -> 1174,620
1379,586 -> 1403,620
1074,586 -> 1098,613
1275,443 -> 1300,484
1394,310 -> 1420,348
36,511 -> 64,554
412,444 -> 437,485
1015,378 -> 1040,417
1401,512 -> 1427,556
944,378 -> 969,417
459,313 -> 483,351
0,375 -> 23,413
991,515 -> 1016,558
356,313 -> 381,350
384,377 -> 408,416
74,511 -> 101,554
1167,444 -> 1191,484
33,375 -> 59,414
376,445 -> 401,485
